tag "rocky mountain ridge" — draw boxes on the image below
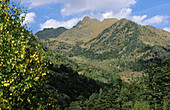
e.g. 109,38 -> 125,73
37,16 -> 170,74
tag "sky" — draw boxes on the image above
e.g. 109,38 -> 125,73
13,0 -> 170,33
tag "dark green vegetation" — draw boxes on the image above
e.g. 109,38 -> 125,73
36,27 -> 67,39
37,16 -> 170,109
39,17 -> 170,83
42,48 -> 103,109
0,1 -> 58,109
1,0 -> 170,109
68,19 -> 170,72
43,45 -> 170,110
67,59 -> 170,110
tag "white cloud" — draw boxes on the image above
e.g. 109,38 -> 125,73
40,18 -> 81,30
163,27 -> 170,32
132,15 -> 147,24
20,0 -> 59,8
20,0 -> 136,16
98,9 -> 168,27
20,12 -> 36,25
102,8 -> 132,19
142,15 -> 168,25
131,15 -> 168,25
60,0 -> 136,16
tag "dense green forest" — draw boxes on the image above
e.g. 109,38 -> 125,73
0,0 -> 170,109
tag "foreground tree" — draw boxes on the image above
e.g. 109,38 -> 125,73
0,0 -> 58,109
144,58 -> 170,109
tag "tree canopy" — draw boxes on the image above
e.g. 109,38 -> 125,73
0,0 -> 58,109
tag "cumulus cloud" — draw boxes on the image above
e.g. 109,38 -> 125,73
20,0 -> 59,8
99,9 -> 168,26
20,0 -> 136,16
20,12 -> 36,25
131,15 -> 168,25
60,0 -> 136,16
163,27 -> 170,32
132,15 -> 147,24
142,15 -> 168,25
102,8 -> 132,19
40,18 -> 81,30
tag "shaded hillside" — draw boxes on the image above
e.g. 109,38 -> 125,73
36,27 -> 67,39
46,61 -> 101,108
37,44 -> 104,108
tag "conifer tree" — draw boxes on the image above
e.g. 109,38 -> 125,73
144,59 -> 170,109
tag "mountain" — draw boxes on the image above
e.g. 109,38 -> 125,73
4,1 -> 170,109
38,16 -> 118,54
81,18 -> 170,59
37,17 -> 170,78
35,27 -> 67,39
69,18 -> 170,72
55,16 -> 118,45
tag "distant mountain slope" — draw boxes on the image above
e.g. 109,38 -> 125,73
37,17 -> 170,73
36,27 -> 67,39
56,16 -> 118,45
83,18 -> 170,56
38,16 -> 118,53
69,18 -> 170,71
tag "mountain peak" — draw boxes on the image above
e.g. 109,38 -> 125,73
82,16 -> 91,22
119,18 -> 136,24
81,16 -> 99,23
76,16 -> 99,28
102,18 -> 118,22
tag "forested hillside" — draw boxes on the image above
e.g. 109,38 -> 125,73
38,16 -> 170,82
1,0 -> 170,109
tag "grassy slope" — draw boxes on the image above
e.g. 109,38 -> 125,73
39,16 -> 118,54
36,27 -> 67,39
38,18 -> 170,82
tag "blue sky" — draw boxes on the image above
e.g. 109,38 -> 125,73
13,0 -> 170,33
